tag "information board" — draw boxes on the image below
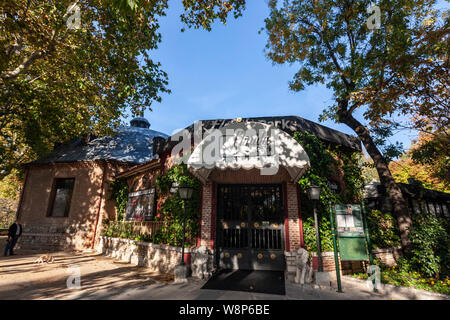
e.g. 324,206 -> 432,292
334,204 -> 368,261
125,189 -> 156,221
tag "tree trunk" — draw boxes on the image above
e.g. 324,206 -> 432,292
338,110 -> 412,251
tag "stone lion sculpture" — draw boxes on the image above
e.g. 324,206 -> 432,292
294,247 -> 313,285
192,245 -> 212,280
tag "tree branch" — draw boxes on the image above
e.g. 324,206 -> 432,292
1,50 -> 45,81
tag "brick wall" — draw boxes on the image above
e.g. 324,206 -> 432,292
286,182 -> 302,251
310,247 -> 403,275
17,161 -> 128,251
200,182 -> 213,249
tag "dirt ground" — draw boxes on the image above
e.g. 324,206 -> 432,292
1,243 -> 447,300
0,248 -> 175,300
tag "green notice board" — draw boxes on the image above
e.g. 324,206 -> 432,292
334,204 -> 369,261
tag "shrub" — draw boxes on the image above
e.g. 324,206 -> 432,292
366,209 -> 401,249
407,211 -> 450,278
303,216 -> 334,252
108,178 -> 129,221
155,164 -> 201,247
352,257 -> 450,295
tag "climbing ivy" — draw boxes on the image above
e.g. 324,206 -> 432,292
366,209 -> 402,249
294,131 -> 364,207
302,216 -> 334,252
154,164 -> 201,247
294,131 -> 365,251
108,178 -> 129,221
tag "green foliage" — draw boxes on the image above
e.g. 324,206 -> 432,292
0,169 -> 23,200
0,0 -> 246,179
295,131 -> 337,199
411,133 -> 450,190
407,211 -> 450,278
366,210 -> 401,249
0,0 -> 171,178
154,164 -> 201,247
370,124 -> 404,164
264,0 -> 447,250
108,178 -> 129,221
341,152 -> 365,202
180,0 -> 246,31
102,219 -> 153,242
264,0 -> 446,125
352,258 -> 450,295
295,131 -> 364,252
0,169 -> 22,229
302,216 -> 334,252
295,131 -> 364,209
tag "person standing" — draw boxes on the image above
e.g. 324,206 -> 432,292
4,219 -> 22,256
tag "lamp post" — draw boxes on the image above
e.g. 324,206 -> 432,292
171,182 -> 194,265
308,185 -> 323,272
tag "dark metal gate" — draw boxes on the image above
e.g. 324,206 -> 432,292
216,184 -> 285,271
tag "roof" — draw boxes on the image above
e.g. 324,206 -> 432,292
29,126 -> 168,165
364,182 -> 450,201
158,116 -> 361,153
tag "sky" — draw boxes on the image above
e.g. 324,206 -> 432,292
127,0 -> 441,152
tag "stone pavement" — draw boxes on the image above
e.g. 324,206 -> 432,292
0,249 -> 447,300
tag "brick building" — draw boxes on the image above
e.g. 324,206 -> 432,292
112,116 -> 361,272
16,115 -> 361,273
16,118 -> 167,250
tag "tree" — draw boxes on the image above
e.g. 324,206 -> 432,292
0,0 -> 246,180
0,0 -> 169,179
390,133 -> 450,192
263,0 -> 448,250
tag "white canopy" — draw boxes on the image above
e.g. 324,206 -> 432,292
187,121 -> 310,183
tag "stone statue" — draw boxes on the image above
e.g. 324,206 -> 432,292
294,247 -> 313,285
192,245 -> 212,280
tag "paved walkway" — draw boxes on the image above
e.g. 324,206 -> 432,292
0,250 -> 446,300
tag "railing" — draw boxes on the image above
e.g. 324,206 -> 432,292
102,220 -> 163,241
131,221 -> 164,235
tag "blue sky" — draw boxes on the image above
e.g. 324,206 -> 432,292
131,0 -> 436,152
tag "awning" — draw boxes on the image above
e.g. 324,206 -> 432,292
187,121 -> 310,183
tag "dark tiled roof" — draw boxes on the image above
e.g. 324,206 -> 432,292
158,116 -> 361,153
29,126 -> 168,165
364,182 -> 450,201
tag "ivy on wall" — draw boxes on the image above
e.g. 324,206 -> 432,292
302,216 -> 334,252
295,131 -> 364,209
154,164 -> 201,247
366,209 -> 401,249
294,131 -> 365,250
108,178 -> 129,221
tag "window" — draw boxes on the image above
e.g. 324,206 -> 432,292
125,189 -> 156,221
443,203 -> 450,218
48,178 -> 75,217
435,203 -> 442,217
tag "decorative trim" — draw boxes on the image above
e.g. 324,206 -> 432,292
283,182 -> 290,252
296,184 -> 304,248
210,182 -> 216,250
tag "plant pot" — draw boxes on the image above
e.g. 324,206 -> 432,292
312,256 -> 319,271
183,252 -> 191,265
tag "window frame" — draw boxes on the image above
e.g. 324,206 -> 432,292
47,177 -> 76,218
